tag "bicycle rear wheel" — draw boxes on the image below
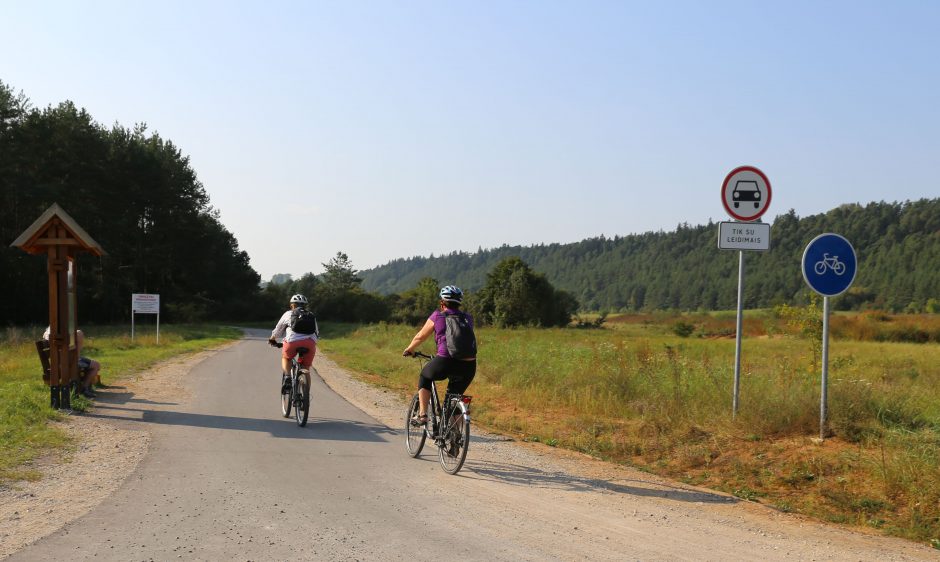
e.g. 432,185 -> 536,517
405,394 -> 426,457
438,407 -> 470,474
295,371 -> 310,427
281,373 -> 292,418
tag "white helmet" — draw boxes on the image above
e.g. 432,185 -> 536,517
439,285 -> 463,304
289,294 -> 308,305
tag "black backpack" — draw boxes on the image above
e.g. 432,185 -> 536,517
443,311 -> 476,359
289,308 -> 319,336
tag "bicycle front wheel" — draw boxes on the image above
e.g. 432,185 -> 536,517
281,373 -> 292,418
438,408 -> 470,474
295,371 -> 310,427
405,394 -> 426,457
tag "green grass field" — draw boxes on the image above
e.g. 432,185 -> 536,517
318,314 -> 940,545
0,324 -> 241,486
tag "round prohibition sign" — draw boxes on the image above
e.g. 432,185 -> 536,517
721,166 -> 772,222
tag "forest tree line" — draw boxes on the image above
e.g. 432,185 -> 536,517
360,199 -> 940,313
0,80 -> 268,325
262,253 -> 579,328
3,79 -> 937,328
0,81 -> 576,328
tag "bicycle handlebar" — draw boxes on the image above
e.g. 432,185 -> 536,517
404,351 -> 433,359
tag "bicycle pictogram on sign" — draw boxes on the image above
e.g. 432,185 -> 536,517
802,234 -> 857,297
814,253 -> 846,276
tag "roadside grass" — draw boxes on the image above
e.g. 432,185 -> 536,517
0,324 -> 241,486
318,316 -> 940,544
605,309 -> 940,343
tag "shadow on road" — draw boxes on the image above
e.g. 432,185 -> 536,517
462,460 -> 738,505
86,403 -> 395,442
94,389 -> 178,406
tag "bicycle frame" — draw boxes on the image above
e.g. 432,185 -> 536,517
276,341 -> 311,426
411,352 -> 471,439
426,380 -> 471,440
404,351 -> 472,474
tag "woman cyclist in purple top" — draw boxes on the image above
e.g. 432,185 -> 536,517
402,285 -> 476,424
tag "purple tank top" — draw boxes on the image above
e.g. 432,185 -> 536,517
429,309 -> 474,357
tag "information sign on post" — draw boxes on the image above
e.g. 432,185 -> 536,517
802,234 -> 857,440
717,222 -> 771,251
131,293 -> 161,343
720,165 -> 772,418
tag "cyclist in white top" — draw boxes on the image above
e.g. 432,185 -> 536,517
268,294 -> 319,383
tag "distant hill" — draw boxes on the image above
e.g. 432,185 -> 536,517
360,199 -> 940,312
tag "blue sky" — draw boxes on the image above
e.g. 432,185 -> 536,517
3,1 -> 938,280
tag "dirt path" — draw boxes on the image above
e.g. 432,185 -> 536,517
3,332 -> 937,561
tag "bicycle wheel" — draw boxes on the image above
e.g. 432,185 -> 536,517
295,371 -> 310,427
438,406 -> 470,474
281,372 -> 292,418
405,394 -> 426,457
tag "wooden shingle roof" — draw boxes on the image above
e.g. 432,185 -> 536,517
10,203 -> 106,256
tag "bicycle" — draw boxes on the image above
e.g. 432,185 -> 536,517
403,351 -> 471,474
270,341 -> 311,427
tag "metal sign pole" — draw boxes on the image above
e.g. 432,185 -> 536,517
156,313 -> 160,344
820,296 -> 830,439
732,250 -> 744,418
131,311 -> 135,341
802,233 -> 856,442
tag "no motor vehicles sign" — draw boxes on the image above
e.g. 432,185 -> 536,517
721,166 -> 772,222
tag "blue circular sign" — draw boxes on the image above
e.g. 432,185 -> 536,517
802,233 -> 857,296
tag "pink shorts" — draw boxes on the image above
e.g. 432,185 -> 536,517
282,339 -> 316,367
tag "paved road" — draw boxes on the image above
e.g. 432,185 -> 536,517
10,331 -> 937,561
12,331 -> 465,560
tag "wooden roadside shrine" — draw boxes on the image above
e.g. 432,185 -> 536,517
10,203 -> 105,409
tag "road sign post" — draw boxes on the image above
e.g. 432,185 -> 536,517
719,166 -> 772,418
802,233 -> 857,440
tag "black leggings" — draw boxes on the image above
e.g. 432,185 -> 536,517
418,356 -> 476,395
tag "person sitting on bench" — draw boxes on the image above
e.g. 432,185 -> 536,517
42,326 -> 101,398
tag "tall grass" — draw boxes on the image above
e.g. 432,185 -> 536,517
319,318 -> 940,543
0,324 -> 241,485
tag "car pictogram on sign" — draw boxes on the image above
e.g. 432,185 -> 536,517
721,166 -> 771,222
732,180 -> 761,209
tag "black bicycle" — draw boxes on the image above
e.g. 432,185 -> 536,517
404,351 -> 471,474
271,341 -> 311,427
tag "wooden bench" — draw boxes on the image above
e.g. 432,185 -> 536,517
36,339 -> 52,385
35,339 -> 88,387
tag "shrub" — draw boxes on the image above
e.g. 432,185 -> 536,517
672,321 -> 695,338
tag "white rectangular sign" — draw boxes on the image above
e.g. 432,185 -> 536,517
132,293 -> 160,314
718,222 -> 771,251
